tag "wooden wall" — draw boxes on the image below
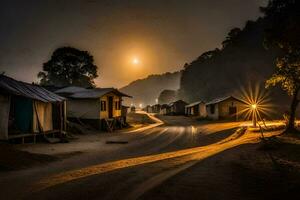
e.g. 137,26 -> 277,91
100,92 -> 122,119
0,94 -> 10,140
206,104 -> 219,120
218,98 -> 245,120
67,99 -> 100,119
199,103 -> 207,118
66,93 -> 123,120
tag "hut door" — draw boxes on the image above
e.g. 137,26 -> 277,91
108,96 -> 113,118
12,96 -> 33,133
229,106 -> 237,119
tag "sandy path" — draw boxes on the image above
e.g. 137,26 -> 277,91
26,128 -> 268,200
0,114 -> 252,200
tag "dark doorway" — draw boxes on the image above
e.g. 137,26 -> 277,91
210,104 -> 215,114
10,96 -> 33,133
108,96 -> 113,118
229,106 -> 237,120
194,105 -> 199,115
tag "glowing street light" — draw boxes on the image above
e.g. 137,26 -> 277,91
251,103 -> 257,127
238,84 -> 272,128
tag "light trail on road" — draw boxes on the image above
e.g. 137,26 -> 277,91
32,128 -> 273,193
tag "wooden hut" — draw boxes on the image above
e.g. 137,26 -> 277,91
143,105 -> 153,113
185,100 -> 207,118
206,96 -> 245,120
55,86 -> 131,131
130,106 -> 136,113
159,104 -> 169,115
168,100 -> 188,115
0,75 -> 66,143
151,104 -> 161,113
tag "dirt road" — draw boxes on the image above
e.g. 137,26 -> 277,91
0,114 -> 264,200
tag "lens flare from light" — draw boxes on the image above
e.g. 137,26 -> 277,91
236,83 -> 273,122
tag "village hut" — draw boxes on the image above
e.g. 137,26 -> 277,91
143,105 -> 153,113
159,104 -> 169,115
121,105 -> 130,123
151,104 -> 161,113
0,75 -> 66,142
55,86 -> 131,131
185,100 -> 207,118
168,100 -> 188,115
130,106 -> 136,113
121,105 -> 130,116
206,96 -> 245,120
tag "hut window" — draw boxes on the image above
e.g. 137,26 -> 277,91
210,104 -> 215,114
101,101 -> 106,111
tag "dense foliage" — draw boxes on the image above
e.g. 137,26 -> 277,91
179,18 -> 279,100
38,47 -> 98,87
263,0 -> 300,131
178,15 -> 291,117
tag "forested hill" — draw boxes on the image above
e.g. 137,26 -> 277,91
178,17 -> 290,116
120,71 -> 181,106
120,17 -> 291,116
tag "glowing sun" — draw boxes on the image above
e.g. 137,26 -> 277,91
132,57 -> 140,65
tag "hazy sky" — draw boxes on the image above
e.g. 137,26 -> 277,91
0,0 -> 268,88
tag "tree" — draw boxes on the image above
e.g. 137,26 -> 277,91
266,51 -> 300,132
261,0 -> 300,51
222,28 -> 241,48
38,47 -> 98,87
199,49 -> 220,60
262,0 -> 300,132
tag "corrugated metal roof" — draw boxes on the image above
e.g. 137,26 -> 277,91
161,104 -> 169,109
55,86 -> 87,94
169,100 -> 188,106
0,75 -> 65,102
186,100 -> 205,108
205,96 -> 243,105
60,87 -> 132,99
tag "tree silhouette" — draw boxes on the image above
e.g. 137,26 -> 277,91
262,0 -> 300,132
222,28 -> 241,48
261,0 -> 300,51
38,47 -> 98,87
266,51 -> 300,132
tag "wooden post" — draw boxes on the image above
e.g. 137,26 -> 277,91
60,102 -> 63,138
253,112 -> 257,128
63,100 -> 67,131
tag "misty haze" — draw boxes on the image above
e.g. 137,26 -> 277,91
1,1 -> 300,200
